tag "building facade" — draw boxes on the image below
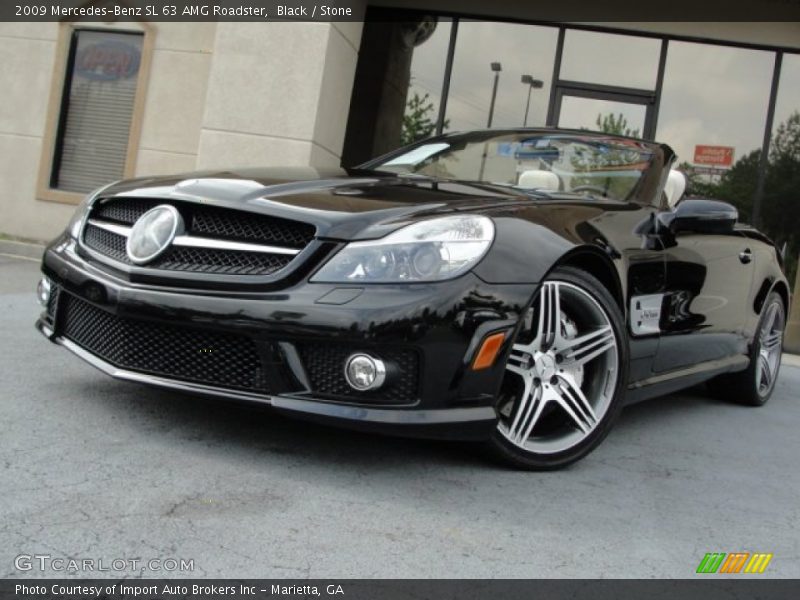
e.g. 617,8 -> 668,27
0,19 -> 362,241
1,5 -> 799,344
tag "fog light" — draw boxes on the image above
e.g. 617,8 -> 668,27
37,277 -> 51,307
344,353 -> 387,391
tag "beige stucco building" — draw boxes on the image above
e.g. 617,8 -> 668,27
0,20 -> 363,242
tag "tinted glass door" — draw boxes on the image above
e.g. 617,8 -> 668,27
553,86 -> 656,138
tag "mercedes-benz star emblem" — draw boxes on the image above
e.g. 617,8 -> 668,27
126,205 -> 183,264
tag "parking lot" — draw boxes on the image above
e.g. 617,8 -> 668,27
1,254 -> 799,578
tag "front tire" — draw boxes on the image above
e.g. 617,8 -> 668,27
708,292 -> 785,406
488,266 -> 629,470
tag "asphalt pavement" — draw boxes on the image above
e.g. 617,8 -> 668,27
1,254 -> 798,578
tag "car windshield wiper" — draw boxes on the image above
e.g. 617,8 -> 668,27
479,182 -> 555,199
355,172 -> 557,199
441,180 -> 558,199
506,186 -> 621,202
512,187 -> 557,199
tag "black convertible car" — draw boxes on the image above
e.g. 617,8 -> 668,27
36,129 -> 789,469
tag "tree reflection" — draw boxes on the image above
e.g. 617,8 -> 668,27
685,111 -> 800,282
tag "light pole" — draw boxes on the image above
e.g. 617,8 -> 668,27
521,74 -> 544,127
487,62 -> 502,128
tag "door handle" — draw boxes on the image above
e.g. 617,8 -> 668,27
739,248 -> 752,264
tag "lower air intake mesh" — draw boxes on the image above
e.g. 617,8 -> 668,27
296,343 -> 420,404
60,293 -> 269,392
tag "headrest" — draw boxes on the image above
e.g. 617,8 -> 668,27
664,169 -> 687,209
518,169 -> 560,192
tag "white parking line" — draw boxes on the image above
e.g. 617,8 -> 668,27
0,252 -> 39,263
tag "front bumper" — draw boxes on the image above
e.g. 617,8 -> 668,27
37,235 -> 538,440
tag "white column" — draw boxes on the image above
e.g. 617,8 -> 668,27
196,20 -> 362,170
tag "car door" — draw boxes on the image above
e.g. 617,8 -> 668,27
652,225 -> 754,373
580,205 -> 667,383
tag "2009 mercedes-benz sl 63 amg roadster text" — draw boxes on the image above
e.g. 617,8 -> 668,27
36,130 -> 790,468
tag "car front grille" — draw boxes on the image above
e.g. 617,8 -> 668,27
151,246 -> 293,275
82,197 -> 315,277
296,343 -> 420,405
83,224 -> 128,262
46,282 -> 60,321
60,293 -> 270,393
188,205 -> 312,249
83,224 -> 294,275
92,198 -> 159,225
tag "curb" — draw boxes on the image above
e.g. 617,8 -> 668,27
0,239 -> 45,261
783,353 -> 800,368
785,321 -> 800,355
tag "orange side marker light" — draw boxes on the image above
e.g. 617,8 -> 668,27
472,332 -> 507,370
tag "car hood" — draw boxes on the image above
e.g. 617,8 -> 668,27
100,167 -> 536,240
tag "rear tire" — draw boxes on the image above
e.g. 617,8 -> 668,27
707,292 -> 785,407
488,266 -> 628,470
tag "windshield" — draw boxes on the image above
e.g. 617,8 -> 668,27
369,132 -> 658,202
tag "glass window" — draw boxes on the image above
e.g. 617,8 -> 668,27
371,132 -> 659,203
558,96 -> 647,136
445,21 -> 558,131
342,16 -> 453,164
560,29 -> 661,90
656,41 -> 773,219
773,53 -> 800,140
403,19 -> 452,145
51,29 -> 143,194
765,53 -> 800,281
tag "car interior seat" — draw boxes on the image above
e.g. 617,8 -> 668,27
517,169 -> 561,192
663,169 -> 687,209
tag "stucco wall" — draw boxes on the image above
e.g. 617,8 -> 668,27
135,23 -> 217,177
0,18 -> 363,242
0,22 -> 72,242
196,21 -> 361,170
0,22 -> 216,242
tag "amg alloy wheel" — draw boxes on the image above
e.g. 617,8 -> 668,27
755,298 -> 784,398
490,267 -> 628,469
708,292 -> 785,406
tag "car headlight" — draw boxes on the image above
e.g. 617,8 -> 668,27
66,182 -> 119,239
311,215 -> 495,283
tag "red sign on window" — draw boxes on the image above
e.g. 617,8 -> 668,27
693,145 -> 735,167
76,40 -> 141,82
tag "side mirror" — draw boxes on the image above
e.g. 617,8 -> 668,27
658,199 -> 738,235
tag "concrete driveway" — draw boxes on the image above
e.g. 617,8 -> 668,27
1,254 -> 798,578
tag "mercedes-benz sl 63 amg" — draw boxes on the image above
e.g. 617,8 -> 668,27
36,130 -> 790,468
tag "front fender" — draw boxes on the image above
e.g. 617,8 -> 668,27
472,216 -> 574,284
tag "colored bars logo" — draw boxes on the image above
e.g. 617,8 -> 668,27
696,552 -> 773,574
